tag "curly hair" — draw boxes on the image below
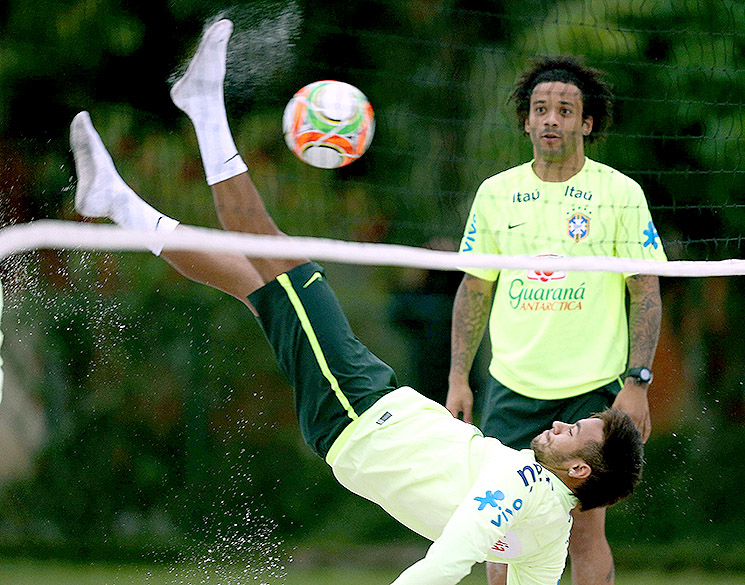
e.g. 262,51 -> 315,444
510,55 -> 614,142
572,408 -> 645,511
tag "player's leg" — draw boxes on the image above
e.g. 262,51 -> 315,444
168,19 -> 396,458
486,562 -> 508,585
70,109 -> 396,460
561,381 -> 620,585
69,111 -> 264,304
210,173 -> 302,283
170,18 -> 303,283
569,507 -> 614,585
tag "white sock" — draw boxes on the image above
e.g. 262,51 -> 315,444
70,111 -> 179,256
171,19 -> 248,186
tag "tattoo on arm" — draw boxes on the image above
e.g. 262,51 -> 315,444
450,276 -> 494,379
605,558 -> 615,583
626,274 -> 662,368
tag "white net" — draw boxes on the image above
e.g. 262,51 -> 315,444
3,220 -> 745,276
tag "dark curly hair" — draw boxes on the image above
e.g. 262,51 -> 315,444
510,55 -> 614,142
572,408 -> 645,511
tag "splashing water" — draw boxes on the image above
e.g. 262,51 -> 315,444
169,1 -> 303,107
149,509 -> 289,585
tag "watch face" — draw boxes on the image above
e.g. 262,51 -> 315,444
636,368 -> 653,383
627,368 -> 653,384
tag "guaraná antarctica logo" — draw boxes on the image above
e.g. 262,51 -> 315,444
509,254 -> 584,312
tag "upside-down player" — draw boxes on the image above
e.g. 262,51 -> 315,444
69,19 -> 644,585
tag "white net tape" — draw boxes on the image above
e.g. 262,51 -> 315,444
3,220 -> 745,277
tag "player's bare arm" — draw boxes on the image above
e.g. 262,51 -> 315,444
447,273 -> 494,422
613,273 -> 662,442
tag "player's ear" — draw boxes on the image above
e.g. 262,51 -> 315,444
582,115 -> 593,136
567,460 -> 592,480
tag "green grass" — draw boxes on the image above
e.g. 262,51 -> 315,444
0,560 -> 744,585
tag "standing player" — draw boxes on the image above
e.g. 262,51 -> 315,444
69,21 -> 644,585
447,57 -> 665,585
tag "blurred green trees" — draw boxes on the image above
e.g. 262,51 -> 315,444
0,0 -> 744,568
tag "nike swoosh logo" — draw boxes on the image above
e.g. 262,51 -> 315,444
508,222 -> 526,229
303,272 -> 323,288
224,153 -> 240,164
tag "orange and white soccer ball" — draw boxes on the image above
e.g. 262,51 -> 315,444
282,80 -> 375,169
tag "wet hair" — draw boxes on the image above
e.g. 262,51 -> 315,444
572,408 -> 644,511
510,55 -> 614,142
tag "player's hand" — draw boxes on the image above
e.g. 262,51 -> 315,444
446,379 -> 474,423
612,382 -> 652,442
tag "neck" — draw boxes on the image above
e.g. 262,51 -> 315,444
532,153 -> 586,182
543,464 -> 583,494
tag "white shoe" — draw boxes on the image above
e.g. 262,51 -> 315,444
70,111 -> 131,219
171,19 -> 233,117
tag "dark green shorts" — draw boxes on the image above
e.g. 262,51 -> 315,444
248,262 -> 397,458
480,376 -> 622,450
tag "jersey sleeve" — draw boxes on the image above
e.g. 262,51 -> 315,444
614,180 -> 667,272
459,180 -> 501,282
389,466 -> 531,585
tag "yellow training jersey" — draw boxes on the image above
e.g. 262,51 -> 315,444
328,387 -> 577,585
459,158 -> 667,399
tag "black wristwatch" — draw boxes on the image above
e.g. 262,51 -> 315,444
623,367 -> 654,386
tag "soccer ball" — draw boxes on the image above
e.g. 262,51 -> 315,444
282,80 -> 375,169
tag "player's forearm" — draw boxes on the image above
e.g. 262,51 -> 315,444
626,274 -> 662,368
449,275 -> 493,383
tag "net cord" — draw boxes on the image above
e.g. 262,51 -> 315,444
2,219 -> 744,277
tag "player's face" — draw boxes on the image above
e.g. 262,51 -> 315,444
524,81 -> 593,164
530,417 -> 604,468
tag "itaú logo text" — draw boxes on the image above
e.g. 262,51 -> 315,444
526,253 -> 566,283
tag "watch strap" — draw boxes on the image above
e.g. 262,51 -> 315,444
623,367 -> 653,385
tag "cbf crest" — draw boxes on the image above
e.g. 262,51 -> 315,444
567,207 -> 591,242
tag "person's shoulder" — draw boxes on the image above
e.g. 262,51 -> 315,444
480,441 -> 543,488
484,161 -> 532,183
585,158 -> 639,185
586,158 -> 645,197
469,444 -> 538,516
476,162 -> 532,196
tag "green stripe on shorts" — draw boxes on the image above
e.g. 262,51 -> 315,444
250,262 -> 397,459
277,272 -> 358,422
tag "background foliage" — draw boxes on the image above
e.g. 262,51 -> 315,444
0,0 -> 744,572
